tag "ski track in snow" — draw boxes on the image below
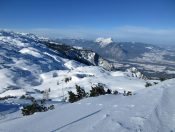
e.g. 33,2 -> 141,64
0,80 -> 175,131
51,109 -> 102,132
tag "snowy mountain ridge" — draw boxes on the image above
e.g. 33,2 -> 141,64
56,38 -> 175,79
0,30 -> 175,132
95,37 -> 113,47
0,30 -> 146,100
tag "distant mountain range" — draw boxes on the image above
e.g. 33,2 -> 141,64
55,38 -> 175,79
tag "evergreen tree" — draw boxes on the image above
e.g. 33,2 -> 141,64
106,89 -> 112,94
76,85 -> 86,99
68,91 -> 78,103
90,84 -> 106,97
145,82 -> 152,87
160,77 -> 166,82
21,100 -> 47,116
113,90 -> 118,95
126,91 -> 132,96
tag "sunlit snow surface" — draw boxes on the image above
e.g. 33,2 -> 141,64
0,79 -> 175,132
1,31 -> 175,132
0,30 -> 67,92
32,66 -> 146,100
0,30 -> 146,99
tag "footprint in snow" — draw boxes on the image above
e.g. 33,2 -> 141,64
86,103 -> 91,105
127,105 -> 135,108
103,113 -> 110,118
98,104 -> 103,106
113,105 -> 118,107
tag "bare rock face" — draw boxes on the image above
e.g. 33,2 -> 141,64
42,41 -> 112,70
126,67 -> 147,80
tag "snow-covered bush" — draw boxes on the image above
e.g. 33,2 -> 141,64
145,82 -> 152,87
21,100 -> 54,116
0,96 -> 16,100
21,100 -> 47,116
126,91 -> 132,96
20,95 -> 34,100
48,105 -> 55,110
106,89 -> 112,94
76,85 -> 87,99
160,77 -> 166,82
52,72 -> 58,77
113,90 -> 119,95
68,91 -> 78,103
68,85 -> 87,103
90,84 -> 106,97
123,91 -> 132,96
65,77 -> 72,83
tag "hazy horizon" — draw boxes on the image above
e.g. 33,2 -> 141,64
0,0 -> 175,45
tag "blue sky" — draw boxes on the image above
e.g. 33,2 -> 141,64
0,0 -> 175,45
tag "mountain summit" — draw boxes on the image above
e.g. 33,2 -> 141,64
95,37 -> 113,47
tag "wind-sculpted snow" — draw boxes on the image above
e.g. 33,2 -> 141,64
0,79 -> 174,132
0,30 -> 68,92
0,30 -> 113,98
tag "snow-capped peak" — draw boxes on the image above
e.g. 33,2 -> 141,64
95,37 -> 113,47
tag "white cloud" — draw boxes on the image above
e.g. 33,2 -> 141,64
10,26 -> 175,45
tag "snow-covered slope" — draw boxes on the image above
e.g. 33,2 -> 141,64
0,79 -> 175,132
32,66 -> 146,101
0,30 -> 68,92
0,30 -> 174,132
0,30 -> 111,96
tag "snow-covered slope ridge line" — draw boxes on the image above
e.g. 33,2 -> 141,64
0,79 -> 174,132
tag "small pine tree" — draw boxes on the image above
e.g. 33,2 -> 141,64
113,90 -> 118,95
21,100 -> 47,116
145,82 -> 152,87
65,77 -> 72,83
160,77 -> 166,82
126,91 -> 132,96
76,85 -> 86,100
106,89 -> 112,94
90,84 -> 106,97
68,91 -> 78,103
